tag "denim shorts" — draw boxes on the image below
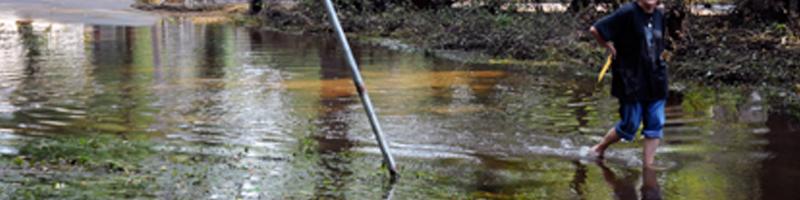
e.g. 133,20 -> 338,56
615,99 -> 666,141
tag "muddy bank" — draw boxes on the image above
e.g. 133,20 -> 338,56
132,0 -> 250,12
670,16 -> 800,85
247,2 -> 800,88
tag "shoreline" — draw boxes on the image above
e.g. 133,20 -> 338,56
130,3 -> 800,104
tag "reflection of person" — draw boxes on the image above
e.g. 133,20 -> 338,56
596,162 -> 637,200
588,0 -> 668,169
641,167 -> 662,200
596,161 -> 663,200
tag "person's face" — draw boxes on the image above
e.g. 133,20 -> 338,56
639,0 -> 659,9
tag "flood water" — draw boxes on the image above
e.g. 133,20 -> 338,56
0,4 -> 799,200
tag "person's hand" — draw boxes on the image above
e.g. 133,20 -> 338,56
661,50 -> 672,61
605,42 -> 617,58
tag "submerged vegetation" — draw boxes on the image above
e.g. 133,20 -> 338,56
14,135 -> 153,172
1,135 -> 155,199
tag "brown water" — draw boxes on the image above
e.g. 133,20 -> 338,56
0,7 -> 799,200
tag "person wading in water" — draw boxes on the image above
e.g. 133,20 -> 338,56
589,0 -> 667,169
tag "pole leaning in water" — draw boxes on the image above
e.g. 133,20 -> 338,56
322,0 -> 398,177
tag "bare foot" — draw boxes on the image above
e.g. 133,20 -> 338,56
642,138 -> 660,170
590,127 -> 619,160
643,157 -> 671,171
590,144 -> 606,159
643,162 -> 668,171
644,163 -> 656,170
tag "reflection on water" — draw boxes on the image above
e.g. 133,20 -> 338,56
597,162 -> 638,200
311,37 -> 357,199
0,15 -> 798,199
641,167 -> 662,200
592,161 -> 663,200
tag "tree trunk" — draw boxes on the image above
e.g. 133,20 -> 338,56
664,0 -> 689,50
249,0 -> 262,14
568,0 -> 620,13
568,0 -> 590,12
409,0 -> 455,9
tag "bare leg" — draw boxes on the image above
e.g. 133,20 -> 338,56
643,138 -> 660,168
591,127 -> 621,158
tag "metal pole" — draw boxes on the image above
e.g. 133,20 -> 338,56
322,0 -> 398,177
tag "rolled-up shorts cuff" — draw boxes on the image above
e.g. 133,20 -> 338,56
642,130 -> 663,139
615,123 -> 636,141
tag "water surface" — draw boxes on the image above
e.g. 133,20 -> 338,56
0,9 -> 798,200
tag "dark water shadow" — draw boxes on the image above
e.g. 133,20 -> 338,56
595,161 -> 662,200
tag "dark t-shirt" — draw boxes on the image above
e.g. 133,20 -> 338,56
593,2 -> 668,102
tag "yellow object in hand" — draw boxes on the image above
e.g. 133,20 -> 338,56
597,54 -> 613,83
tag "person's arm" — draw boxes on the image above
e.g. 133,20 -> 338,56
590,6 -> 627,58
590,26 -> 616,58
